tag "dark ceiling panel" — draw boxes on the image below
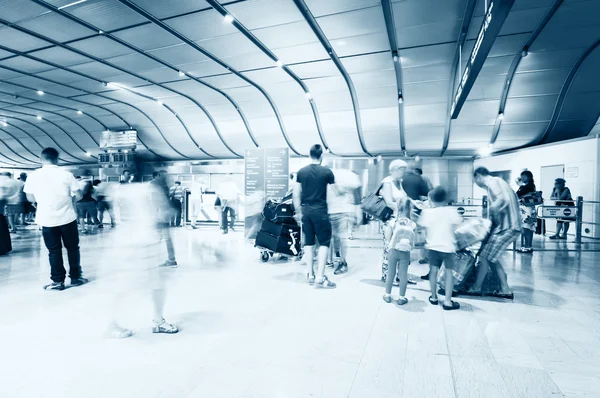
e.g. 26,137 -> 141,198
0,27 -> 50,52
0,0 -> 48,23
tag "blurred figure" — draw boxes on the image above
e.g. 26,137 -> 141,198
169,181 -> 184,227
94,179 -> 116,229
151,171 -> 177,267
327,168 -> 361,275
294,144 -> 337,289
120,169 -> 132,184
402,163 -> 430,202
24,147 -> 88,291
19,173 -> 34,224
106,181 -> 179,338
516,171 -> 536,253
189,180 -> 206,229
469,167 -> 520,299
0,172 -> 23,233
76,179 -> 100,234
218,177 -> 241,234
415,168 -> 433,192
244,190 -> 266,241
550,178 -> 574,240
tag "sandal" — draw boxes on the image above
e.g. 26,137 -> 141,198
428,296 -> 439,305
442,301 -> 460,311
152,319 -> 179,334
396,297 -> 408,306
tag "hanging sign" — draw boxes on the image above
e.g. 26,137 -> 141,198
450,0 -> 515,119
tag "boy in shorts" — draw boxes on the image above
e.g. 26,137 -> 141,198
418,187 -> 462,310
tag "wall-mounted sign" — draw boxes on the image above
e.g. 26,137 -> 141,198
99,130 -> 137,150
450,0 -> 515,119
541,206 -> 577,219
565,167 -> 579,178
448,205 -> 483,218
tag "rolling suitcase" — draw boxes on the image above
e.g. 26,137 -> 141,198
0,214 -> 12,255
260,219 -> 300,238
255,231 -> 300,256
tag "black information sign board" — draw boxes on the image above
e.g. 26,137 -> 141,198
450,0 -> 515,119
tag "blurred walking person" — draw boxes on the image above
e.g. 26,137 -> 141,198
218,177 -> 241,234
106,181 -> 179,338
151,171 -> 177,267
0,172 -> 23,233
94,179 -> 116,229
468,167 -> 520,299
550,178 -> 574,240
24,147 -> 88,291
76,179 -> 100,234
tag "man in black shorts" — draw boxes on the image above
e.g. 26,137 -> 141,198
294,144 -> 337,289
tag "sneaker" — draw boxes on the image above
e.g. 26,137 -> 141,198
407,278 -> 417,285
307,273 -> 316,285
418,258 -> 429,264
70,277 -> 89,286
43,281 -> 65,291
97,224 -> 104,229
161,260 -> 178,268
382,294 -> 392,303
152,319 -> 178,334
222,229 -> 228,235
420,273 -> 430,280
396,297 -> 409,306
105,325 -> 133,339
333,263 -> 348,275
326,261 -> 334,268
315,275 -> 336,289
549,235 -> 559,240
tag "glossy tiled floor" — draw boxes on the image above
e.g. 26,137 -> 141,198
1,226 -> 600,398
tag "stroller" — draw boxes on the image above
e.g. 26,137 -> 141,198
254,199 -> 302,262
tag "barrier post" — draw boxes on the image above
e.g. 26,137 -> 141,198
575,196 -> 583,245
482,195 -> 488,219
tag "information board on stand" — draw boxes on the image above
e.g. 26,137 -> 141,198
244,148 -> 290,238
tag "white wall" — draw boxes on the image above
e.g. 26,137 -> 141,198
474,136 -> 599,238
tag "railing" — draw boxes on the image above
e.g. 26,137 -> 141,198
539,196 -> 600,245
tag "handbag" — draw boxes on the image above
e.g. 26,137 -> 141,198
361,184 -> 393,222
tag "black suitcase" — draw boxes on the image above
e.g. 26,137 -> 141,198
260,219 -> 300,238
263,200 -> 295,224
255,231 -> 301,256
0,214 -> 12,255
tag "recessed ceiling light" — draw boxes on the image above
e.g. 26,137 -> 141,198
305,92 -> 312,100
58,0 -> 86,10
393,55 -> 399,62
37,90 -> 44,95
178,71 -> 185,77
85,152 -> 91,156
36,115 -> 42,120
156,100 -> 163,106
98,30 -> 104,34
478,145 -> 493,157
498,112 -> 504,120
124,150 -> 129,154
77,110 -> 83,115
275,60 -> 284,68
1,121 -> 7,127
224,14 -> 234,23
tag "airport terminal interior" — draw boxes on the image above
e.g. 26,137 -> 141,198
1,0 -> 600,397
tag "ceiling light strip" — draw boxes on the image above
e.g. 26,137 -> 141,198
115,0 -> 302,156
440,0 -> 478,157
381,0 -> 406,153
490,0 -> 564,146
292,0 -> 369,157
208,0 -> 332,155
536,38 -> 600,145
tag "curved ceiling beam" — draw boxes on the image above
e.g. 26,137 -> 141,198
490,0 -> 565,146
208,0 -> 332,154
291,0 -> 371,156
381,0 -> 406,153
116,0 -> 303,156
0,107 -> 97,160
0,18 -> 215,159
31,0 -> 258,154
0,115 -> 81,163
0,94 -> 100,146
0,123 -> 44,163
440,0 -> 478,156
0,54 -> 168,160
536,38 -> 600,145
0,130 -> 39,164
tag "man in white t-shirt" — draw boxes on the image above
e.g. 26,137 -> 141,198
0,172 -> 23,233
24,147 -> 88,291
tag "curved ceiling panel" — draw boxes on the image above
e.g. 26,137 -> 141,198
0,0 -> 598,165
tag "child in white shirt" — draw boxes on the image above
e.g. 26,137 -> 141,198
383,199 -> 416,305
418,186 -> 462,311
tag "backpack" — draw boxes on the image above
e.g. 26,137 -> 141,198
262,200 -> 295,224
389,218 -> 415,252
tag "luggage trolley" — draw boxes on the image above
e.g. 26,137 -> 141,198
254,200 -> 303,262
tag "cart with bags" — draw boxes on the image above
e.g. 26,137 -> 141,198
254,199 -> 302,262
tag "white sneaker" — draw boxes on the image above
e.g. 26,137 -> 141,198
105,325 -> 133,339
